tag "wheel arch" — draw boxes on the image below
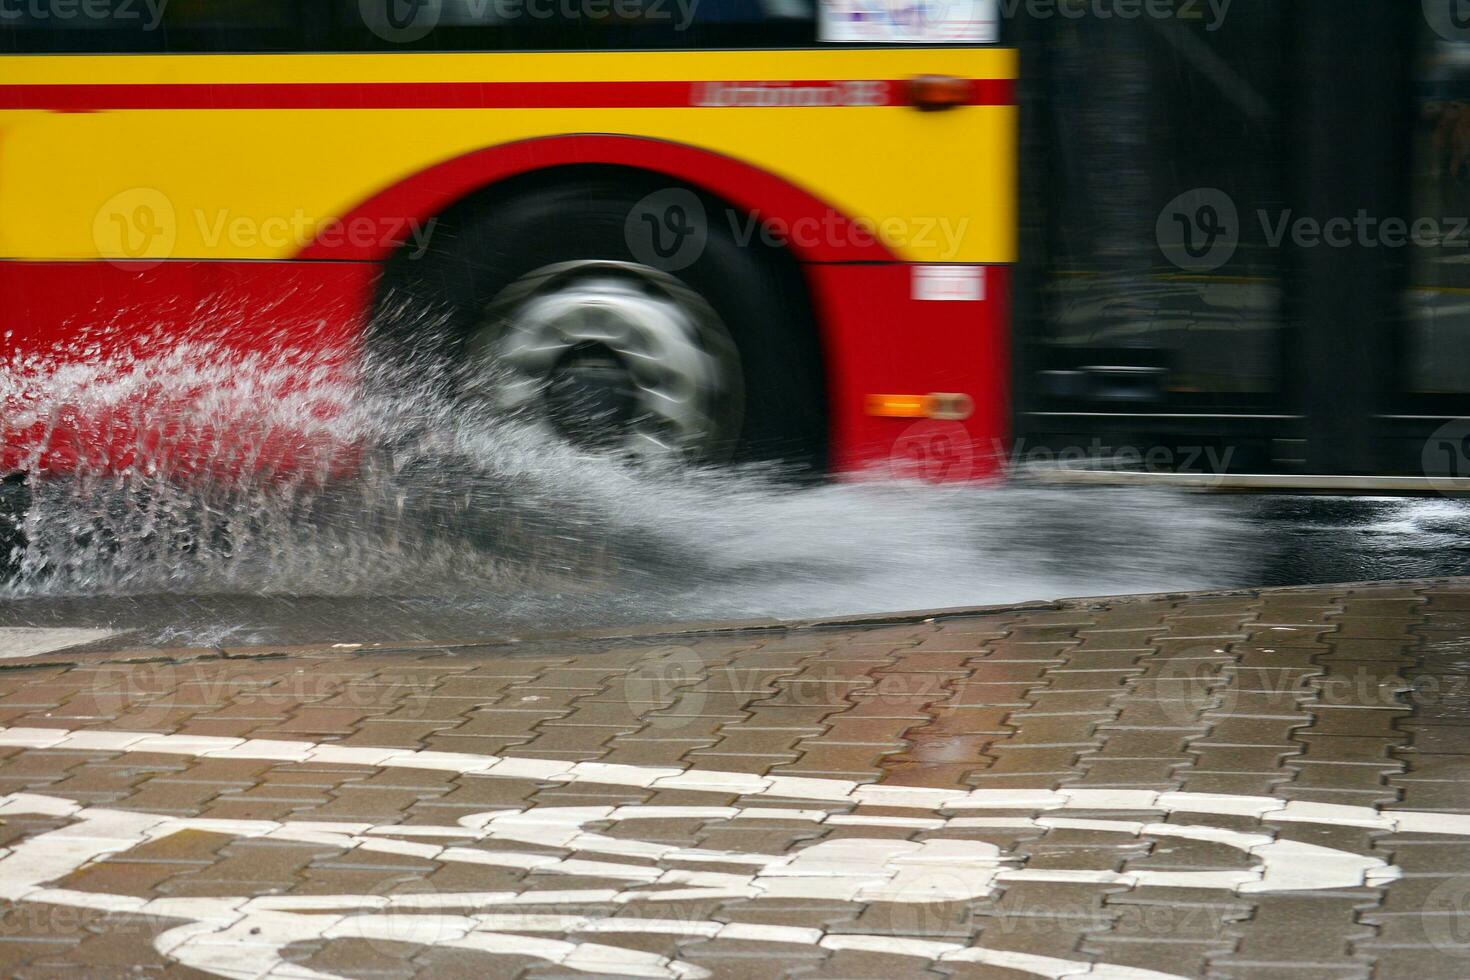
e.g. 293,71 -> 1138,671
343,136 -> 848,469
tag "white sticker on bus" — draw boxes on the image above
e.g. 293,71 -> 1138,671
914,265 -> 985,301
819,0 -> 1000,43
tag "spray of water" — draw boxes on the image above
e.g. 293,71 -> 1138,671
0,313 -> 1257,634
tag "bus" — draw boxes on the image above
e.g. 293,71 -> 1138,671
0,0 -> 1016,485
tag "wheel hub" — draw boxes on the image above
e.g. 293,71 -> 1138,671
542,343 -> 640,450
465,261 -> 743,462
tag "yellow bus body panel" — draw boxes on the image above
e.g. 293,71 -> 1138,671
0,48 -> 1018,264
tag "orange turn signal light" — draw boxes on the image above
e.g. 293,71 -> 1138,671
907,75 -> 975,111
866,393 -> 974,421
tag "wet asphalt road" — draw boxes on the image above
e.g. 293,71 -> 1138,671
1247,496 -> 1470,585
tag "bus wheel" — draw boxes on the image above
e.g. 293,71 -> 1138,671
375,177 -> 827,470
465,260 -> 743,462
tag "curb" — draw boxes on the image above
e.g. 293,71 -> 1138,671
8,575 -> 1465,669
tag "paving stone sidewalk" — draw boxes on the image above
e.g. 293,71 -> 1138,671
1,578 -> 1469,979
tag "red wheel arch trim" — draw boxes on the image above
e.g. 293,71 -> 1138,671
296,134 -> 900,264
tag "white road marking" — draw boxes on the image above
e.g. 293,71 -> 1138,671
0,724 -> 1463,834
0,724 -> 1462,980
0,628 -> 119,660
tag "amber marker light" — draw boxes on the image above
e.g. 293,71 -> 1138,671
907,75 -> 975,111
866,393 -> 974,421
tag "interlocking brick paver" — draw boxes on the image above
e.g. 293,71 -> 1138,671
1,579 -> 1468,978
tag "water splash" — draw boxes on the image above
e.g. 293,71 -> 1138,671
0,323 -> 1257,632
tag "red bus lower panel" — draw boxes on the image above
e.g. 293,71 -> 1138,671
805,263 -> 1010,481
0,259 -> 1009,481
0,260 -> 372,479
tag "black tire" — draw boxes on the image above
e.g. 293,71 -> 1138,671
371,172 -> 828,471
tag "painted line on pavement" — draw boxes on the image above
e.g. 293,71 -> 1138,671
0,724 -> 1460,836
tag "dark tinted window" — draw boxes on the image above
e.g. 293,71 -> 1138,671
0,0 -> 817,53
1405,25 -> 1470,395
1023,0 -> 1291,400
